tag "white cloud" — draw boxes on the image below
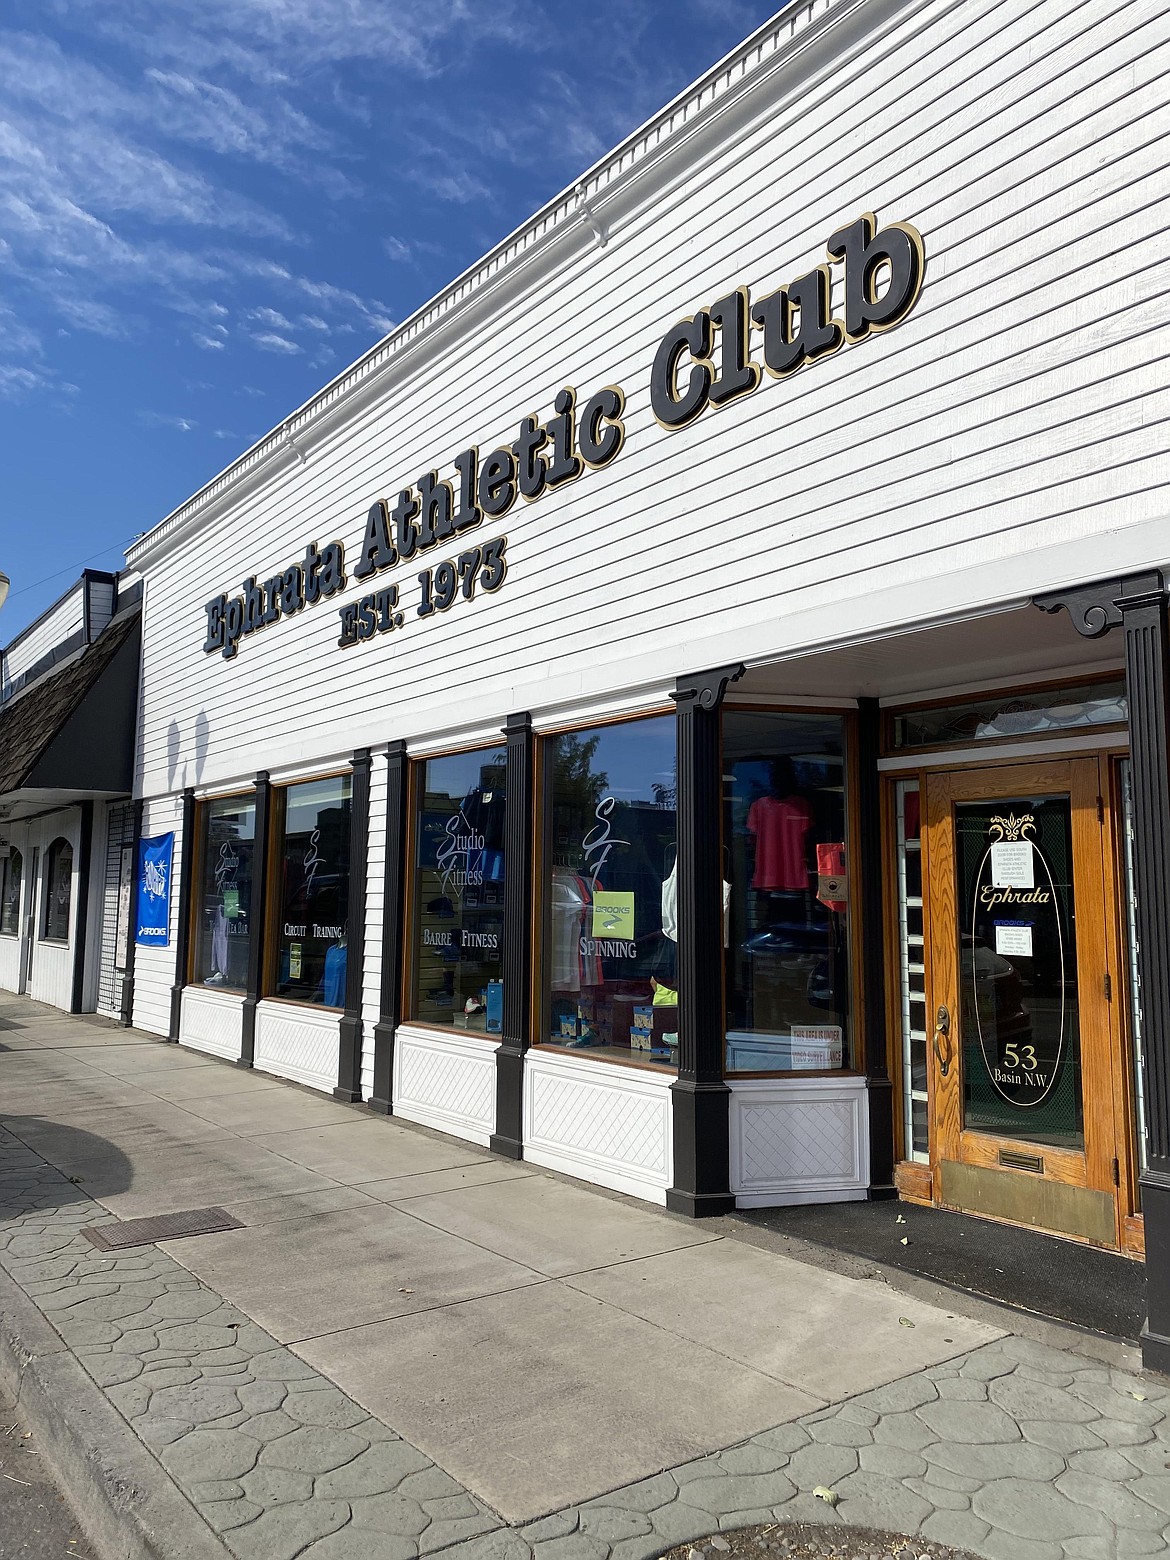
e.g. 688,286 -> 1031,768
139,410 -> 197,430
0,16 -> 399,370
383,236 -> 411,262
251,332 -> 301,354
247,306 -> 295,329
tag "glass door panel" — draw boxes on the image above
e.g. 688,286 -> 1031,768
955,796 -> 1084,1149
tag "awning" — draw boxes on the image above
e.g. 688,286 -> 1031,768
0,608 -> 140,803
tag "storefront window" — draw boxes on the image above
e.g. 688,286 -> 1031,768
272,775 -> 352,1007
724,711 -> 850,1073
410,746 -> 506,1033
43,837 -> 73,942
542,715 -> 677,1064
194,795 -> 255,990
0,849 -> 21,936
892,678 -> 1125,750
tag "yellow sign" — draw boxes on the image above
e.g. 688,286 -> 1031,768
592,891 -> 634,940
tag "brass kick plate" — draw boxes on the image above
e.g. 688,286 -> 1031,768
939,1160 -> 1115,1245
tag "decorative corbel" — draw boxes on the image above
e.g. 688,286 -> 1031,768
673,663 -> 746,711
1034,573 -> 1166,639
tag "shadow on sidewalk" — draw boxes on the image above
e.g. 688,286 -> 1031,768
1,1118 -> 133,1213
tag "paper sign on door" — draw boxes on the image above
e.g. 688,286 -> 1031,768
994,920 -> 1033,958
990,840 -> 1034,889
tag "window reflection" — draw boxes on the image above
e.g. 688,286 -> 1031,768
0,848 -> 21,937
543,716 -> 678,1064
43,837 -> 73,943
411,747 -> 506,1033
273,776 -> 352,1007
195,796 -> 255,989
724,711 -> 850,1072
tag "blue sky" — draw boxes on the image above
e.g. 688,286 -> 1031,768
0,0 -> 781,642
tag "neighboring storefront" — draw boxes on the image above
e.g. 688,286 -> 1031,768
0,571 -> 142,1018
122,0 -> 1170,1369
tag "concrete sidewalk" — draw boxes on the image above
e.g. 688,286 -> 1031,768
1,993 -> 1168,1560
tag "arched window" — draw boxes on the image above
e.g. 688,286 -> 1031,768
43,838 -> 73,942
0,848 -> 21,936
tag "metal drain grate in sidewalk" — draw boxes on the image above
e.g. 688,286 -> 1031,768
81,1207 -> 243,1250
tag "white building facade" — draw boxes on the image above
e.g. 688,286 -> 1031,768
125,0 -> 1170,1366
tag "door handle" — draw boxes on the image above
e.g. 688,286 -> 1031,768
933,1005 -> 952,1076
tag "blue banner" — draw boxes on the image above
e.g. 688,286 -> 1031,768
135,833 -> 174,946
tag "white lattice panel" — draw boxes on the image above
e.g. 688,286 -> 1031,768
523,1051 -> 672,1204
730,1078 -> 869,1205
392,1026 -> 497,1146
254,1002 -> 339,1093
179,987 -> 244,1061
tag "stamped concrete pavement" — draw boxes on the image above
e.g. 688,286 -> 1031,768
2,992 -> 1169,1560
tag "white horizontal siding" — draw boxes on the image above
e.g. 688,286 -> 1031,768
2,582 -> 85,694
135,0 -> 1170,798
131,793 -> 184,1037
88,580 -> 115,641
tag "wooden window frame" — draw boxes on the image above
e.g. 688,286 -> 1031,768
401,738 -> 508,1040
534,706 -> 679,1075
185,789 -> 256,993
882,670 -> 1127,758
721,703 -> 865,1081
262,769 -> 352,1011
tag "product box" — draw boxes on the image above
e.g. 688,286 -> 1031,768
630,1026 -> 653,1050
485,980 -> 503,1034
560,1015 -> 578,1040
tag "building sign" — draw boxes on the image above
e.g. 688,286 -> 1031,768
201,213 -> 924,662
135,833 -> 174,947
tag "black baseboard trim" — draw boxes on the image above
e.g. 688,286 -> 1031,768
488,1133 -> 524,1160
666,1189 -> 736,1218
1141,1323 -> 1170,1378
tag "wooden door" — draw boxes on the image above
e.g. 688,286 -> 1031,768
923,759 -> 1126,1247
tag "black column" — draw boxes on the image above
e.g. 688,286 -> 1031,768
369,743 -> 408,1115
167,788 -> 196,1041
336,750 -> 371,1103
858,698 -> 895,1197
239,771 -> 272,1069
69,800 -> 94,1015
119,798 -> 144,1027
1037,574 -> 1170,1373
490,712 -> 535,1160
667,664 -> 744,1217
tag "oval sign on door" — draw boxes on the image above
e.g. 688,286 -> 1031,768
966,812 -> 1066,1109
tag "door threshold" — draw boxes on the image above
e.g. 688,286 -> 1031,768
734,1196 -> 1145,1343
